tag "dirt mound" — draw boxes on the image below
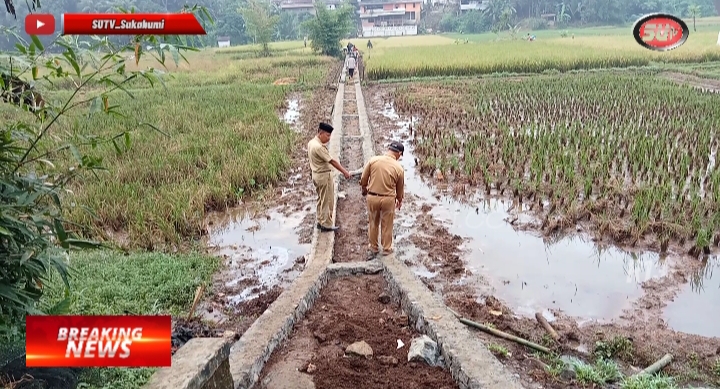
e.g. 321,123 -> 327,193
234,286 -> 283,318
259,275 -> 458,389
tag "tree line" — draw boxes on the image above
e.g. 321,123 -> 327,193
435,0 -> 717,34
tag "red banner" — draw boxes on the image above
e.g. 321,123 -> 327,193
26,315 -> 172,367
61,13 -> 206,35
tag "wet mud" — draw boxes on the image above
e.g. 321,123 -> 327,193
257,275 -> 458,389
363,83 -> 720,388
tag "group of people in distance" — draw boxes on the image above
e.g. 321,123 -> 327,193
307,122 -> 405,261
344,42 -> 360,79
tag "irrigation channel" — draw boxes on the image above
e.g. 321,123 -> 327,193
197,66 -> 720,388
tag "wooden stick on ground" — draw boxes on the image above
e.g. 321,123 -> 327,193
535,312 -> 560,341
187,285 -> 205,321
459,317 -> 551,354
635,353 -> 673,376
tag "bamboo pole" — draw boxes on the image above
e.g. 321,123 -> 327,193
635,353 -> 673,376
187,285 -> 205,321
535,312 -> 560,341
458,317 -> 551,354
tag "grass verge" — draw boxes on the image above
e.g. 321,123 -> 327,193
42,249 -> 220,389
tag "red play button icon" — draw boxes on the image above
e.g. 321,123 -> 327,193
25,14 -> 55,35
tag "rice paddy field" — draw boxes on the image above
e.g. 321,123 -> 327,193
357,18 -> 720,258
4,15 -> 720,389
391,74 -> 720,255
362,21 -> 720,79
359,21 -> 720,387
0,48 -> 337,249
1,43 -> 340,388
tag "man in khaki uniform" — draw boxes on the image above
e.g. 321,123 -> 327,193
308,122 -> 351,232
360,141 -> 405,259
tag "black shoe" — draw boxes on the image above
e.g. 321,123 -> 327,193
317,223 -> 339,232
367,251 -> 378,261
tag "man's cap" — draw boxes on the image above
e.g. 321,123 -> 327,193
319,122 -> 333,133
388,141 -> 404,154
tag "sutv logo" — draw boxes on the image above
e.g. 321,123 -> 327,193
632,13 -> 689,51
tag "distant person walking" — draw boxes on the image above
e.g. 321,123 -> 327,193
367,39 -> 373,49
360,141 -> 405,259
346,54 -> 356,79
308,123 -> 351,232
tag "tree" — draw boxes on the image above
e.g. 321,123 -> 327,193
303,1 -> 355,57
0,5 -> 210,340
688,3 -> 701,31
484,0 -> 516,33
239,0 -> 279,56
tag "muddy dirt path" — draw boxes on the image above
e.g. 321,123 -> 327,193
333,80 -> 370,262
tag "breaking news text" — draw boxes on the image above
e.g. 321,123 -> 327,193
25,315 -> 172,367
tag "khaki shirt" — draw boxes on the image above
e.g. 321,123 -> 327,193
360,155 -> 404,200
308,136 -> 332,173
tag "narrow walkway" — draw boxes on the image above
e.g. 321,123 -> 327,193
333,60 -> 374,262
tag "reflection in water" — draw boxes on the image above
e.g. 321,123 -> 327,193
689,256 -> 718,292
283,99 -> 301,132
381,102 -> 669,321
664,257 -> 719,337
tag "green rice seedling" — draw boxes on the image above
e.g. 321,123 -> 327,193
620,374 -> 677,389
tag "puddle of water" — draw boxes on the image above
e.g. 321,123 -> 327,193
208,209 -> 310,303
663,257 -> 720,337
283,99 -> 301,131
381,102 -> 670,321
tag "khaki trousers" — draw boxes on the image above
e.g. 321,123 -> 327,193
366,195 -> 395,253
312,172 -> 334,227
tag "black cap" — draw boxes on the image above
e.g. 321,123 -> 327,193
388,141 -> 404,154
319,122 -> 333,133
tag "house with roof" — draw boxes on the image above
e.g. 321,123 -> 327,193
217,36 -> 231,47
358,0 -> 422,36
